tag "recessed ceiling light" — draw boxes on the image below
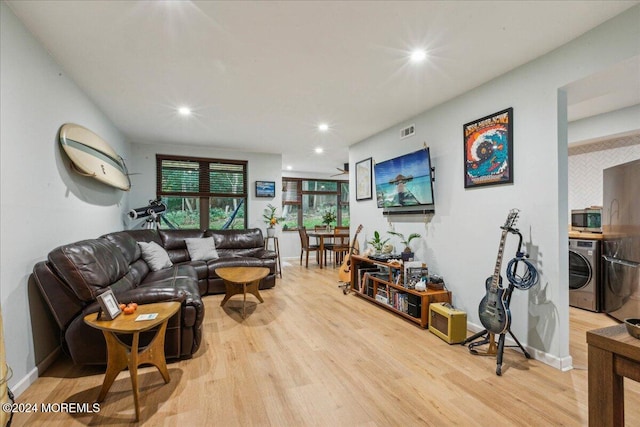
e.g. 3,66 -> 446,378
410,49 -> 427,63
318,123 -> 329,132
315,147 -> 323,154
286,165 -> 292,170
178,107 -> 191,116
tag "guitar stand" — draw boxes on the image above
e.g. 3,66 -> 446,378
338,281 -> 350,295
462,228 -> 532,376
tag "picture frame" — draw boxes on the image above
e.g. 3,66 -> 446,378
255,180 -> 276,198
463,107 -> 513,188
355,157 -> 373,201
96,289 -> 121,320
404,261 -> 428,288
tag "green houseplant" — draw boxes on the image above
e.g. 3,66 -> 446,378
387,230 -> 421,260
367,231 -> 390,254
262,204 -> 284,237
321,209 -> 337,230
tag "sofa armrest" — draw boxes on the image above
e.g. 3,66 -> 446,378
254,249 -> 277,260
115,288 -> 189,306
83,288 -> 188,315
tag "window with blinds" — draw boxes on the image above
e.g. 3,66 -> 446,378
281,177 -> 349,230
156,155 -> 247,230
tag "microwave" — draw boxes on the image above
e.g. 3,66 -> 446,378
571,208 -> 602,233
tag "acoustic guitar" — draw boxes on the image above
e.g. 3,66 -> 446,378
478,209 -> 519,335
338,225 -> 363,292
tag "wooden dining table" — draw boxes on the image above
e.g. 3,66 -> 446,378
307,229 -> 349,269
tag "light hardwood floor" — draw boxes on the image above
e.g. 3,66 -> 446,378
12,263 -> 640,426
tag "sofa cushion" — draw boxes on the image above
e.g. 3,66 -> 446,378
138,241 -> 173,271
206,228 -> 264,250
101,231 -> 141,264
185,237 -> 219,261
159,229 -> 206,250
175,260 -> 208,281
48,238 -> 129,302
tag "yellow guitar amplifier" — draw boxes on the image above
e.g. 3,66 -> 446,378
429,302 -> 467,344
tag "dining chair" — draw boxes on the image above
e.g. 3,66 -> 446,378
327,228 -> 350,267
298,227 -> 320,267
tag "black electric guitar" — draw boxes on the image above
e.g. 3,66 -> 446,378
478,209 -> 519,335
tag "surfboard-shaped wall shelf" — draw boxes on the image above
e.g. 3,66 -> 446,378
59,123 -> 131,191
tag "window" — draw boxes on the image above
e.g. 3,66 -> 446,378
281,178 -> 349,230
157,155 -> 247,230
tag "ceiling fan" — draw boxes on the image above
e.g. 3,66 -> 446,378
331,163 -> 349,177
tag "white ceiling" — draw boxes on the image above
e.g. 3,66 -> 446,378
7,0 -> 639,174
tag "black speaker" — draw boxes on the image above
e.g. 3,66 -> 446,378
407,293 -> 421,318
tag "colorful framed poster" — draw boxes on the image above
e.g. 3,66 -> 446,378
463,108 -> 513,188
356,157 -> 373,201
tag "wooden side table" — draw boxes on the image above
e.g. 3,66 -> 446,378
216,267 -> 269,319
264,236 -> 282,277
587,323 -> 640,426
84,301 -> 181,421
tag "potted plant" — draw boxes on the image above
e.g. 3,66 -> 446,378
321,209 -> 337,231
367,231 -> 390,255
387,230 -> 421,261
262,204 -> 284,237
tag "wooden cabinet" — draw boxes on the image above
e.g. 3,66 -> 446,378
350,255 -> 451,328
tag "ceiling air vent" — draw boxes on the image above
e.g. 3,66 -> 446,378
400,124 -> 415,139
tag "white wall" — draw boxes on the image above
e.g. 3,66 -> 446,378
350,5 -> 640,370
0,2 -> 131,396
128,142 -> 282,235
568,134 -> 640,211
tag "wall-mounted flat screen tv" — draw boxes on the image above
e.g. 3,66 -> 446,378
374,148 -> 434,214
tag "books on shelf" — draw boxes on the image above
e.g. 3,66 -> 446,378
388,287 -> 409,313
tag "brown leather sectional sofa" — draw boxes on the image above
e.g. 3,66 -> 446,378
32,228 -> 276,365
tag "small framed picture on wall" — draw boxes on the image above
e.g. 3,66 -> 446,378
255,181 -> 276,198
356,157 -> 373,201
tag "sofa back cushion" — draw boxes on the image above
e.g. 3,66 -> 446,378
159,230 -> 206,263
48,238 -> 129,302
101,231 -> 142,264
206,228 -> 264,250
102,230 -> 157,287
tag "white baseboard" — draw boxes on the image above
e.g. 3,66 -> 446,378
465,321 -> 573,371
10,347 -> 60,399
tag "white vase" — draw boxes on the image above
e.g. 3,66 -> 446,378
267,227 -> 275,237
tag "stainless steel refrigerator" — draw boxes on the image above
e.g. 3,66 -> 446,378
602,158 -> 640,322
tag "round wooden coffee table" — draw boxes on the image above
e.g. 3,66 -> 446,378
84,301 -> 180,421
216,267 -> 269,319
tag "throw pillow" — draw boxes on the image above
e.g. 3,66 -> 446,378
138,241 -> 173,271
185,237 -> 219,261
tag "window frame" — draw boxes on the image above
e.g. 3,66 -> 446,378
156,154 -> 248,230
282,177 -> 349,230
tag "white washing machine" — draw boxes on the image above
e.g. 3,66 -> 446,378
569,238 -> 601,312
